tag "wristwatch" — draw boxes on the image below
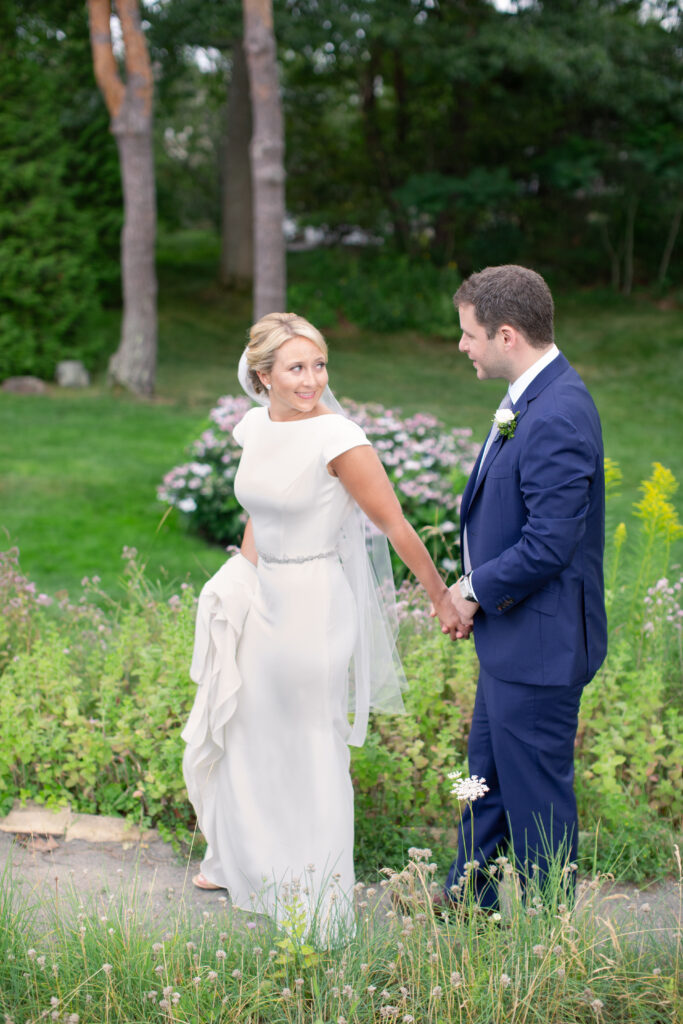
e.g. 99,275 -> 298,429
458,572 -> 478,603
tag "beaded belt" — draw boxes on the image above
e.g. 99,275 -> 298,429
257,548 -> 337,565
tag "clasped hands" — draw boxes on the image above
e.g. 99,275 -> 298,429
430,585 -> 478,641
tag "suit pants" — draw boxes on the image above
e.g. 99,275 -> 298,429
445,666 -> 585,908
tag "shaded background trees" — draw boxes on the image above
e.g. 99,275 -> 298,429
0,0 -> 681,385
280,0 -> 682,286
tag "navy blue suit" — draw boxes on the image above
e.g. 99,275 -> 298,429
446,352 -> 607,905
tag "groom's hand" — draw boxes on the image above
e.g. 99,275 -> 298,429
430,589 -> 474,641
448,583 -> 479,639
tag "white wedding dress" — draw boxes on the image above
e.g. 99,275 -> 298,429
183,405 -> 380,939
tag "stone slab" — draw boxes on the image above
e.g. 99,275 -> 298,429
0,802 -> 72,836
66,813 -> 157,844
1,376 -> 48,394
55,360 -> 90,388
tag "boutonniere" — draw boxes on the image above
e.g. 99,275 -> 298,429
493,408 -> 518,440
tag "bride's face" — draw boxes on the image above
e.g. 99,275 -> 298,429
261,337 -> 329,420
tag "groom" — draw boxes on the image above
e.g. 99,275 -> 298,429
443,265 -> 607,908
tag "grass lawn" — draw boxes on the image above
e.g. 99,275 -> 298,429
1,233 -> 681,595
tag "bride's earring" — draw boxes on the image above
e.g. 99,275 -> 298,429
265,384 -> 271,390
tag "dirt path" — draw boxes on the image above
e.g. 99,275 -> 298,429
1,806 -> 680,938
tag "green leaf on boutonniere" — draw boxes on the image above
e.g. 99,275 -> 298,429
493,409 -> 519,440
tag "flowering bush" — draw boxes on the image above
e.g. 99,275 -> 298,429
158,395 -> 252,548
158,396 -> 479,579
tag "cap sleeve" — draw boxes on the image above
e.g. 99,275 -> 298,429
232,407 -> 256,447
321,416 -> 371,465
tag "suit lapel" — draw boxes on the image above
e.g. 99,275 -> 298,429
463,352 -> 572,513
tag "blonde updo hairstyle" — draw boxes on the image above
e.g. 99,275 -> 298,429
246,312 -> 328,397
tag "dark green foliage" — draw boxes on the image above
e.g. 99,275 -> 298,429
281,0 -> 683,288
288,248 -> 462,334
0,60 -> 99,378
0,4 -> 121,380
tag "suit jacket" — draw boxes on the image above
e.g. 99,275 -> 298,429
462,352 -> 607,687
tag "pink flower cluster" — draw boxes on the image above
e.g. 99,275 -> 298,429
642,575 -> 683,635
158,396 -> 252,517
342,400 -> 477,513
0,546 -> 52,621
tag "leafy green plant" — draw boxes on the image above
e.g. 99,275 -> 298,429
0,548 -> 200,840
1,464 -> 682,880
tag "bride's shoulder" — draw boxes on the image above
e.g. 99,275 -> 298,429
233,404 -> 266,445
318,410 -> 365,434
317,411 -> 369,462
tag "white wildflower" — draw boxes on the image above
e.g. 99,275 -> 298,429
449,770 -> 490,801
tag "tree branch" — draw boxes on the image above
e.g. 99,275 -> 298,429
115,0 -> 153,118
88,0 -> 125,119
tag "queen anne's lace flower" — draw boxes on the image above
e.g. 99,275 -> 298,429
448,770 -> 490,801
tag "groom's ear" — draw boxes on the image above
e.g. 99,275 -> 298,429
498,323 -> 517,350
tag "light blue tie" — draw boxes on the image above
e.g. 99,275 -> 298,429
462,391 -> 513,574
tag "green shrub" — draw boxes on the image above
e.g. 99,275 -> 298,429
0,24 -> 117,380
0,549 -> 199,843
288,247 -> 462,335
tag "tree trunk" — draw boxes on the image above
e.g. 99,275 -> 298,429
242,0 -> 286,319
657,199 -> 682,287
597,220 -> 621,292
621,193 -> 638,296
88,0 -> 157,395
220,41 -> 253,291
360,51 -> 413,254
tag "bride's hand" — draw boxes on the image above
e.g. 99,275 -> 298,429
430,589 -> 474,641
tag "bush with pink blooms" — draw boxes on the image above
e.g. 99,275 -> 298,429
158,397 -> 479,579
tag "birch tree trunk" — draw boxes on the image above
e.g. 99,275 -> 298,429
657,199 -> 682,287
88,0 -> 157,395
220,41 -> 253,291
242,0 -> 286,319
621,193 -> 638,297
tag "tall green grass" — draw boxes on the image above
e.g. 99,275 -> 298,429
1,846 -> 680,1024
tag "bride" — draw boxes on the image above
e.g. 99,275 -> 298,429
182,312 -> 464,940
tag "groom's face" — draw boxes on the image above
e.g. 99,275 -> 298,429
458,303 -> 508,381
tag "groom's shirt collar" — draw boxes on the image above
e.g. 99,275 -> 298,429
508,344 -> 560,404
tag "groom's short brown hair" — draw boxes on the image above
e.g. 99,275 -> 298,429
454,265 -> 554,349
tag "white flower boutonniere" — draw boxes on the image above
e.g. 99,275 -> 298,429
493,408 -> 519,440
